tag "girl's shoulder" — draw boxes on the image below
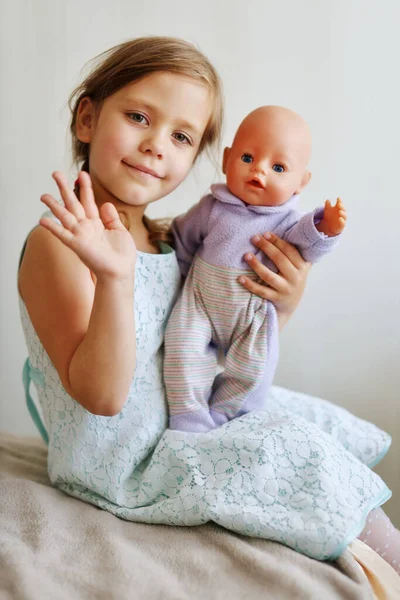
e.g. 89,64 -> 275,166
19,224 -> 93,296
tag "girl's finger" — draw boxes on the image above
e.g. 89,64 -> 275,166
40,194 -> 78,231
238,275 -> 279,302
260,233 -> 309,273
100,202 -> 127,231
77,171 -> 99,219
52,171 -> 85,220
252,235 -> 297,280
39,217 -> 75,246
244,253 -> 286,293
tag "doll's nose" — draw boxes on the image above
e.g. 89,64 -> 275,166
251,163 -> 267,176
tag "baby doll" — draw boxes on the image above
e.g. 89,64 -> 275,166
164,105 -> 347,432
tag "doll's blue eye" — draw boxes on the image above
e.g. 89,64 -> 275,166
241,154 -> 253,163
273,164 -> 284,173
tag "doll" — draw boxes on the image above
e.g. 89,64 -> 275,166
164,105 -> 347,432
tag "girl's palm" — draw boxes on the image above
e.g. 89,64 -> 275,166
40,172 -> 136,280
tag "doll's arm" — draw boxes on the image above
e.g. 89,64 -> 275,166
172,194 -> 215,277
315,198 -> 347,236
282,201 -> 345,263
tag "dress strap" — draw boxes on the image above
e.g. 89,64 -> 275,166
22,358 -> 49,445
157,241 -> 174,254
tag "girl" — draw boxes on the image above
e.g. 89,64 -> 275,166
18,36 -> 399,568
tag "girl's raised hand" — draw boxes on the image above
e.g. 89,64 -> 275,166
240,232 -> 311,329
40,171 -> 136,282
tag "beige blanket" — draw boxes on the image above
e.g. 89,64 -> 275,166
0,432 -> 376,600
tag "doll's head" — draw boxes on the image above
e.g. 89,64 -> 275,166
223,105 -> 312,207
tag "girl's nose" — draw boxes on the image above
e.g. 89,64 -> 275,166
138,132 -> 165,159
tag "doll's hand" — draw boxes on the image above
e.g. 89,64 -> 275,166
239,233 -> 311,330
40,171 -> 136,282
317,198 -> 347,236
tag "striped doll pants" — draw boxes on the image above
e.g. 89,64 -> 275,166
164,256 -> 279,432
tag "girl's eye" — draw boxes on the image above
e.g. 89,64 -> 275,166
173,132 -> 191,145
128,112 -> 148,125
273,164 -> 285,173
241,154 -> 253,164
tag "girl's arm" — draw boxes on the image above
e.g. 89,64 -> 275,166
18,172 -> 137,416
239,232 -> 311,331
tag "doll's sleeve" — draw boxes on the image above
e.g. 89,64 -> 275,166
172,194 -> 215,277
282,207 -> 342,263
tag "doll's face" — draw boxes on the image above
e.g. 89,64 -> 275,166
223,106 -> 312,207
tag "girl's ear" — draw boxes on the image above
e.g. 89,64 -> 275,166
222,147 -> 231,174
76,97 -> 95,143
294,170 -> 312,194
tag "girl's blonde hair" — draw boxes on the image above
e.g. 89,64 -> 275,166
69,37 -> 224,244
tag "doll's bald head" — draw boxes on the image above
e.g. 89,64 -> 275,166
223,106 -> 312,206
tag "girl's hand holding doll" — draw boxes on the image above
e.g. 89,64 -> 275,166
241,232 -> 311,330
40,171 -> 136,283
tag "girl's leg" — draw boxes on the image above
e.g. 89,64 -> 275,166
359,507 -> 400,574
265,386 -> 391,468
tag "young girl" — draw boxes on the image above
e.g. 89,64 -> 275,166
18,36 -> 399,570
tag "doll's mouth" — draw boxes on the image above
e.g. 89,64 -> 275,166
247,179 -> 265,189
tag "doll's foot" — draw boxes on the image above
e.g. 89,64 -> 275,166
169,407 -> 217,433
209,409 -> 230,427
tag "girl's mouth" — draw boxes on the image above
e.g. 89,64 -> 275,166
123,162 -> 163,179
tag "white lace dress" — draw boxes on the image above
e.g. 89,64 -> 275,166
19,244 -> 391,561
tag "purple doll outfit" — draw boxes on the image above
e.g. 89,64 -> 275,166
164,184 -> 341,432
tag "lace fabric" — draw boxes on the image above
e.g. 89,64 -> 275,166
19,247 -> 392,561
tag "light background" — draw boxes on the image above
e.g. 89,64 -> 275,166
1,0 -> 399,524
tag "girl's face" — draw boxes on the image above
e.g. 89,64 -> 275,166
77,71 -> 212,209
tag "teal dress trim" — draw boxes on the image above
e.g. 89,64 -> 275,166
22,358 -> 49,445
157,241 -> 174,254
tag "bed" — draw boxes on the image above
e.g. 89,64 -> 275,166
2,432 -> 400,599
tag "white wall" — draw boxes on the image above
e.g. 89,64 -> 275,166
1,0 -> 399,524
